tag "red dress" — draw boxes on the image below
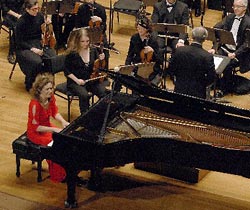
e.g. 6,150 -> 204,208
27,95 -> 66,183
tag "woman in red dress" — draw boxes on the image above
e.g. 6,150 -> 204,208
27,73 -> 70,182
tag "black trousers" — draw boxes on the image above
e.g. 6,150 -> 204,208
16,48 -> 56,90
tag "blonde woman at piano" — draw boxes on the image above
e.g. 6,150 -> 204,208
27,73 -> 70,183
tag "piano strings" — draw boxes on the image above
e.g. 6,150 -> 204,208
103,105 -> 250,150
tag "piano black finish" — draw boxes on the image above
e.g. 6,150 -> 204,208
42,71 -> 250,208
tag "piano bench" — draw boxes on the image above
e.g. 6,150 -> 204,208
12,132 -> 45,182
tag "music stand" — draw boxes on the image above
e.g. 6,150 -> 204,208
205,27 -> 217,43
116,62 -> 155,79
204,27 -> 233,101
152,23 -> 188,89
215,28 -> 236,46
205,28 -> 231,74
41,0 -> 75,15
152,23 -> 188,34
213,54 -> 231,75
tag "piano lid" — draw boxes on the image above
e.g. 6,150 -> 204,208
104,69 -> 250,119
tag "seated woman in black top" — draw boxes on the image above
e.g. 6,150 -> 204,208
64,28 -> 108,115
125,16 -> 162,85
15,0 -> 56,91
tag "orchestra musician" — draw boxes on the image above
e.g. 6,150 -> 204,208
51,0 -> 76,49
168,27 -> 215,99
75,0 -> 106,32
0,0 -> 25,64
151,0 -> 190,53
75,0 -> 108,45
125,16 -> 163,85
15,0 -> 56,91
27,73 -> 69,183
208,0 -> 250,96
64,28 -> 108,115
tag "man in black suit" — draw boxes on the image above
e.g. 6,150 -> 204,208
209,0 -> 250,95
168,27 -> 215,99
151,0 -> 190,52
151,0 -> 189,66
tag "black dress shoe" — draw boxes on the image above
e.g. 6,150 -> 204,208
195,8 -> 201,17
7,54 -> 16,64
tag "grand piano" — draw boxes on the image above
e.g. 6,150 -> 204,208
42,71 -> 250,208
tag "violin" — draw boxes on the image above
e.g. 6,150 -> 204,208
140,34 -> 153,63
41,0 -> 56,48
91,41 -> 106,82
41,23 -> 56,48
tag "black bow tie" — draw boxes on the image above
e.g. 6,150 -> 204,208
166,4 -> 175,8
234,17 -> 243,21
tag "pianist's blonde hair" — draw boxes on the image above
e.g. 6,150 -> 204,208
31,73 -> 55,100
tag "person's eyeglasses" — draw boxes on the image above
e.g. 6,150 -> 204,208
232,5 -> 246,9
29,7 -> 40,12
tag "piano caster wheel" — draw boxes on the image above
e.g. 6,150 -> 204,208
64,200 -> 78,209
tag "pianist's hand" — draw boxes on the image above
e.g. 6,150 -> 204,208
53,128 -> 63,133
62,121 -> 70,128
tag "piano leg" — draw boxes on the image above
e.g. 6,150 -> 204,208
64,169 -> 78,209
37,159 -> 43,182
16,155 -> 20,177
87,167 -> 103,191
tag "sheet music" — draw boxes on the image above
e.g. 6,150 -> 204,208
213,56 -> 224,71
213,55 -> 231,74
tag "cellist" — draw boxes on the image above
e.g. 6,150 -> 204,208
15,0 -> 56,91
125,16 -> 163,85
